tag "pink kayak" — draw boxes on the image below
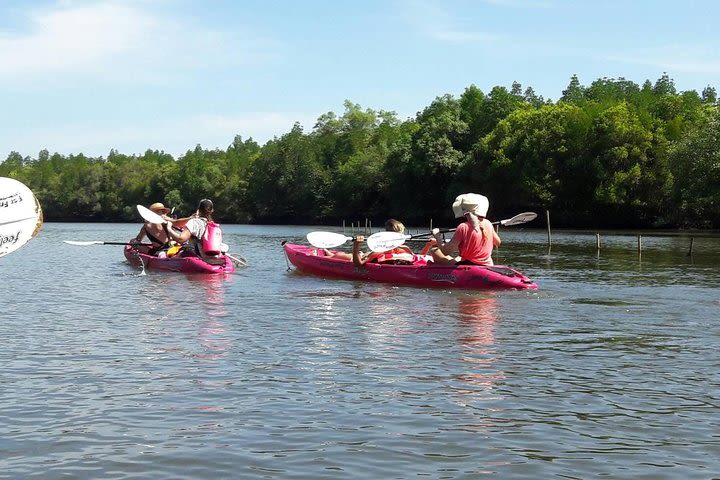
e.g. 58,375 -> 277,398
124,245 -> 234,274
283,243 -> 537,290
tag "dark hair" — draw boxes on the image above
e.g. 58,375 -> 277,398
198,199 -> 214,221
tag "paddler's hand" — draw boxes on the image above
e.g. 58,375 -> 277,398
432,228 -> 443,245
354,235 -> 366,244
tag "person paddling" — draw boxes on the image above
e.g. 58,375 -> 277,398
321,219 -> 412,263
130,202 -> 175,256
164,198 -> 223,260
351,219 -> 414,266
430,193 -> 501,266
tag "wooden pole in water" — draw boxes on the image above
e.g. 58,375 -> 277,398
546,210 -> 552,247
687,237 -> 694,257
596,233 -> 601,251
343,220 -> 346,234
637,234 -> 642,256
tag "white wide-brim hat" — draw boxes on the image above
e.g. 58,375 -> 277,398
452,193 -> 489,218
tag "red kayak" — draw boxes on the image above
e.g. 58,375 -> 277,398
124,245 -> 234,274
283,243 -> 537,290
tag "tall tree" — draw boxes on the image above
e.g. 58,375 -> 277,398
247,123 -> 327,222
588,102 -> 672,226
471,103 -> 592,220
669,106 -> 720,227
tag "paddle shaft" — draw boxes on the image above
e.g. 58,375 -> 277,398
108,242 -> 152,246
226,252 -> 248,267
409,212 -> 536,240
64,240 -> 153,246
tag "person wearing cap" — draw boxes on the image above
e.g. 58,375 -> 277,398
164,198 -> 216,258
130,202 -> 176,256
430,193 -> 501,266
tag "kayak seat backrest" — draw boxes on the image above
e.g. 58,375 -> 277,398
484,266 -> 518,277
204,256 -> 227,266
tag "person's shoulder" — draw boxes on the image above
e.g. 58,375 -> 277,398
456,222 -> 470,232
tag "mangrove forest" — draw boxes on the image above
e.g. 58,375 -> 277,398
2,74 -> 719,229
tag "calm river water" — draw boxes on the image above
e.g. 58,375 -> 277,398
2,223 -> 719,479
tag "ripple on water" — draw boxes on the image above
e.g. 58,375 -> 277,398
2,224 -> 720,478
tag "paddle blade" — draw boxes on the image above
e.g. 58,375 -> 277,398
306,231 -> 352,249
226,253 -> 248,267
137,204 -> 166,224
366,231 -> 410,252
500,212 -> 537,226
0,177 -> 43,257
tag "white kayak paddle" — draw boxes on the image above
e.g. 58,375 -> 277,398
137,204 -> 167,224
306,231 -> 354,249
307,212 -> 537,253
306,230 -> 412,253
498,211 -> 537,226
0,177 -> 43,257
366,211 -> 539,251
64,240 -> 151,246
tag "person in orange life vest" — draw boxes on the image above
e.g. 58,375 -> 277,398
430,193 -> 501,266
321,219 -> 412,262
164,198 -> 218,258
130,202 -> 177,257
351,219 -> 415,266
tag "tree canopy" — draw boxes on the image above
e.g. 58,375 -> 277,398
2,74 -> 719,228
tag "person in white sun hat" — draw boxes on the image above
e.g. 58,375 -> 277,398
430,193 -> 501,266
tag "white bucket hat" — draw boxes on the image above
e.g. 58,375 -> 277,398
452,193 -> 489,218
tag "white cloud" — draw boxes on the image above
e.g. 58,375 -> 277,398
401,0 -> 504,44
0,0 -> 278,83
602,45 -> 720,75
481,0 -> 555,8
0,2 -> 159,76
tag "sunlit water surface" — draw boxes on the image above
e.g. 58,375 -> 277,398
2,223 -> 719,479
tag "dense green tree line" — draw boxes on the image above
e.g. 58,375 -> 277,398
2,74 -> 719,228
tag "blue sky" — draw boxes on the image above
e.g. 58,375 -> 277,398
1,0 -> 719,159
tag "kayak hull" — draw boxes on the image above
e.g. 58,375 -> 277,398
124,245 -> 234,274
283,243 -> 537,290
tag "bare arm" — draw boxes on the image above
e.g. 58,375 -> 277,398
165,222 -> 192,243
133,225 -> 147,242
419,238 -> 437,255
353,236 -> 367,267
439,235 -> 459,256
492,227 -> 501,247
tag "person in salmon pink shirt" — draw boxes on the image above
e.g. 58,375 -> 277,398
430,193 -> 501,266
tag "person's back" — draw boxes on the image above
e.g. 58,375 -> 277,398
167,199 -> 220,259
431,193 -> 501,266
453,217 -> 496,266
